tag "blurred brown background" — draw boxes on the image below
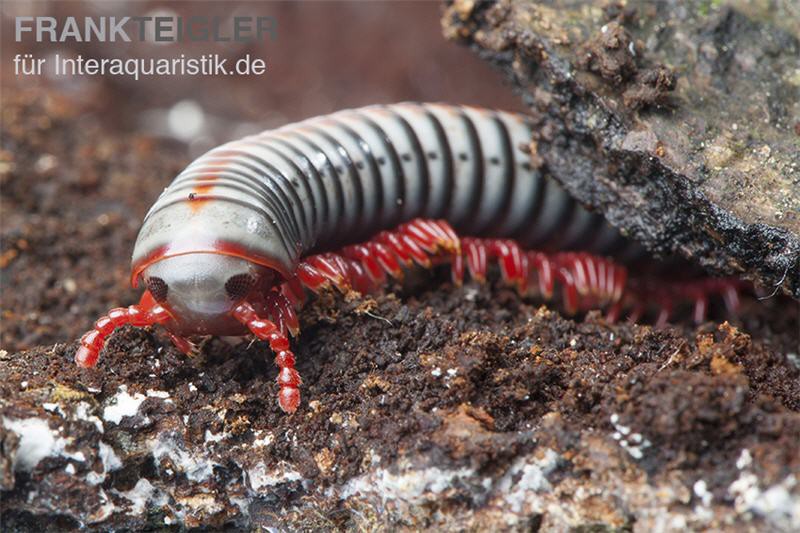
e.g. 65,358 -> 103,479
1,1 -> 523,155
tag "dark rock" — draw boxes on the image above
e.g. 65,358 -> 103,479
444,0 -> 800,298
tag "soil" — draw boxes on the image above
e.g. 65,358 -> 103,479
1,84 -> 799,530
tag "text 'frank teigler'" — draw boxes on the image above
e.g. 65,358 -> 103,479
15,16 -> 278,43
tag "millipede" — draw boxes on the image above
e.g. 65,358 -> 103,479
74,102 -> 742,413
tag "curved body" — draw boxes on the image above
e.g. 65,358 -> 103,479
77,103 -> 740,414
131,103 -> 635,286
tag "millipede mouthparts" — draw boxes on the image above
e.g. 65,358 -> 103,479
74,102 -> 743,413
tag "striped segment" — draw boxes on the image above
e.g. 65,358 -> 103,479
132,103 -> 637,278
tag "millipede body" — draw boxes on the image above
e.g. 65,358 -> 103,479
75,103 -> 740,413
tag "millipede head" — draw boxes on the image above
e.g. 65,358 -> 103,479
140,253 -> 280,336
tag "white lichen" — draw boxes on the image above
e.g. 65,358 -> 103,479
247,462 -> 303,492
42,402 -> 65,417
3,417 -> 85,471
204,429 -> 226,443
229,496 -> 251,518
501,448 -> 560,513
693,479 -> 713,507
340,463 -> 475,504
86,441 -> 123,485
610,413 -> 651,460
75,401 -> 104,433
736,448 -> 753,470
103,386 -> 146,424
100,441 -> 122,471
146,389 -> 171,400
3,418 -> 61,472
115,478 -> 166,515
87,489 -> 116,524
151,433 -> 216,482
251,431 -> 274,448
730,472 -> 799,530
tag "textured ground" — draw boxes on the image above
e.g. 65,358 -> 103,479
443,0 -> 800,298
1,84 -> 799,531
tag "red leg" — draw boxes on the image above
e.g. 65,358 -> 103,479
463,239 -> 489,281
274,218 -> 744,332
264,290 -> 300,337
529,252 -> 555,299
288,218 -> 460,297
452,252 -> 466,286
232,301 -> 301,413
721,284 -> 741,314
624,276 -> 745,326
605,300 -> 623,323
136,291 -> 197,355
655,299 -> 673,329
281,276 -> 307,308
555,267 -> 580,315
166,332 -> 196,356
75,289 -> 171,367
281,219 -> 631,320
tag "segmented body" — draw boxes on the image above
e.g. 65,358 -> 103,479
131,103 -> 639,282
75,103 -> 741,414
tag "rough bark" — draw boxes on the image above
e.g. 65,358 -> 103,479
444,0 -> 800,298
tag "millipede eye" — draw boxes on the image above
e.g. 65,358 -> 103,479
146,276 -> 169,302
225,273 -> 255,300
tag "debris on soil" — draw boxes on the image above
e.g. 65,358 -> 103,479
444,0 -> 800,298
576,21 -> 641,86
2,87 -> 799,530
